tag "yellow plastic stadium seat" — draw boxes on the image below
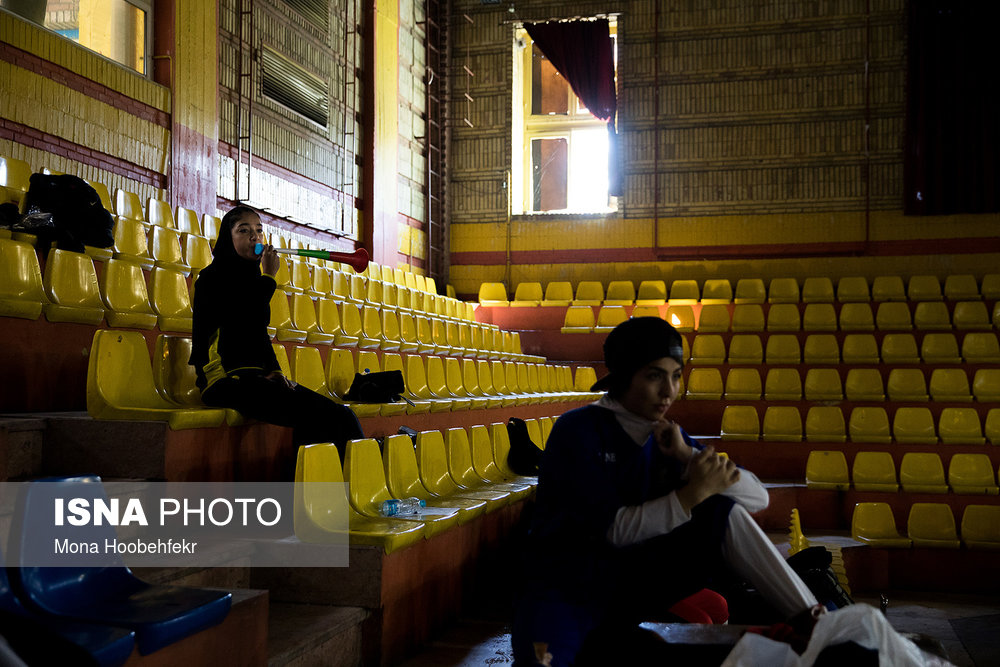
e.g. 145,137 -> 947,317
273,342 -> 292,377
291,261 -> 320,297
269,291 -> 307,342
114,189 -> 145,222
475,360 -> 504,408
383,353 -> 430,414
842,334 -> 879,364
851,502 -> 911,547
720,406 -> 759,441
460,358 -> 489,409
961,332 -> 1000,363
952,301 -> 991,330
805,451 -> 849,490
731,304 -> 765,332
383,434 -> 486,524
767,304 -> 801,332
849,407 -> 891,444
734,278 -> 765,304
665,305 -> 695,332
944,274 -> 980,301
541,281 -> 573,306
876,302 -> 913,331
852,452 -> 899,492
174,207 -> 201,236
701,279 -> 732,305
42,248 -> 106,325
490,423 -> 539,486
728,335 -> 763,364
470,425 -> 534,498
845,368 -> 885,402
152,335 -> 224,418
594,305 -> 628,333
668,279 -> 700,304
148,267 -> 193,332
203,214 -> 222,242
379,309 -> 402,352
294,443 -> 426,553
345,438 -> 460,537
928,368 -> 972,402
806,407 -> 846,443
724,368 -> 762,400
900,452 -> 948,493
892,407 -> 937,444
908,504 -> 961,548
802,277 -> 836,303
913,302 -> 952,331
338,302 -> 366,347
880,333 -> 920,364
511,282 -> 543,307
630,305 -> 660,319
871,275 -> 905,302
87,329 -> 224,429
636,280 -> 667,306
886,368 -> 929,402
478,282 -> 508,307
100,259 -> 157,329
921,333 -> 961,364
764,368 -> 802,401
573,281 -> 604,305
835,276 -> 869,303
765,334 -> 801,364
112,217 -> 155,270
273,258 -> 296,295
525,419 -> 544,450
146,198 -> 174,228
574,366 -> 600,394
399,354 -> 447,413
697,304 -> 730,332
0,156 -> 31,194
961,505 -> 1000,549
440,357 -> 473,409
690,335 -> 726,365
768,278 -> 800,304
604,280 -> 636,306
907,275 -> 943,302
802,303 -> 838,331
324,349 -> 377,417
290,345 -> 334,396
290,294 -> 334,345
315,298 -> 348,344
839,303 -> 875,331
183,233 -> 213,272
763,406 -> 802,442
0,238 -> 47,319
415,430 -> 509,513
973,369 -> 1000,402
448,427 -> 530,499
804,368 -> 843,401
685,368 -> 723,400
803,334 -> 840,364
948,454 -> 998,495
938,407 -> 985,445
561,305 -> 595,333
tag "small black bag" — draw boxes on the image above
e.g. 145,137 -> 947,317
506,417 -> 543,475
344,370 -> 411,404
21,173 -> 113,252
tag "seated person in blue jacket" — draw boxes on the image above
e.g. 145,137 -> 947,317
189,205 -> 363,452
512,317 -> 824,666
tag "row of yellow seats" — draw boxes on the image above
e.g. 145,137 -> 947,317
852,502 -> 999,549
295,422 -> 553,553
807,450 -> 998,494
720,405 -> 1000,445
562,301 -> 999,335
86,329 -> 599,429
686,366 -> 1000,403
686,331 -> 1000,365
479,274 -> 1000,308
269,292 -> 532,362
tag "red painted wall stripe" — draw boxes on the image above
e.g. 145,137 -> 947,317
451,236 -> 1000,266
0,42 -> 170,128
0,117 -> 166,188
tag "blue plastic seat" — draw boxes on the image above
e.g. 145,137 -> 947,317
7,476 -> 232,655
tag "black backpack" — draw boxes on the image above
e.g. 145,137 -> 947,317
20,173 -> 113,252
506,417 -> 543,475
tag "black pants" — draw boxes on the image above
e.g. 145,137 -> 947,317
202,373 -> 364,453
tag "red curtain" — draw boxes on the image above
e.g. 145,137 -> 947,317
524,19 -> 621,195
905,0 -> 1000,215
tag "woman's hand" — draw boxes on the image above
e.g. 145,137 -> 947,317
266,371 -> 295,389
260,244 -> 279,276
654,419 -> 693,464
675,446 -> 740,512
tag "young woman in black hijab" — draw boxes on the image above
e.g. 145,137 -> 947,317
189,205 -> 363,452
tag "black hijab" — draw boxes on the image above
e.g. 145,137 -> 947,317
206,205 -> 263,280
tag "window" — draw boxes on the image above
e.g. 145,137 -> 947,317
511,21 -> 617,214
3,0 -> 152,75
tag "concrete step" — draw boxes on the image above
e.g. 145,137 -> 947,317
0,416 -> 46,481
267,603 -> 369,667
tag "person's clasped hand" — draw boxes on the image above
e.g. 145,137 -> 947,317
676,446 -> 740,511
259,243 -> 279,276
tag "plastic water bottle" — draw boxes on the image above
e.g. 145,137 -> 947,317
379,497 -> 426,517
